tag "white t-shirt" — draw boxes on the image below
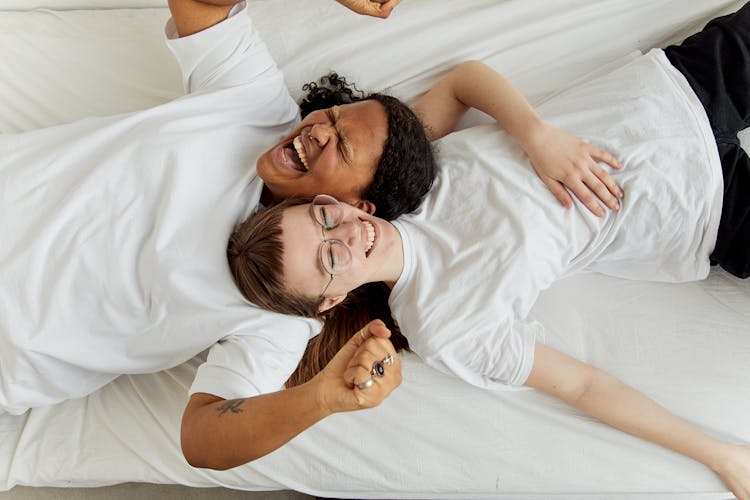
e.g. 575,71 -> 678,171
390,49 -> 722,391
0,3 -> 318,414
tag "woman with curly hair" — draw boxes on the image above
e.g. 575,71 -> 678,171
0,0 -> 623,470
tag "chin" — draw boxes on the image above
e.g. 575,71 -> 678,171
256,150 -> 272,178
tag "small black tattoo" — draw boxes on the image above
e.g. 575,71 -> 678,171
217,398 -> 246,416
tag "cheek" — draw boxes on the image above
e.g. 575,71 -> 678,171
317,165 -> 373,201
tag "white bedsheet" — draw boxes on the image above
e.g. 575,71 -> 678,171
1,1 -> 749,498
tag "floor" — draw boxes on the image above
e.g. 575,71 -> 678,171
0,484 -> 316,499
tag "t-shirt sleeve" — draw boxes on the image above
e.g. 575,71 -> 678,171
164,2 -> 281,94
429,316 -> 541,390
190,315 -> 318,399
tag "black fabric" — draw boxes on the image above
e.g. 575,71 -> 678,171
665,2 -> 750,278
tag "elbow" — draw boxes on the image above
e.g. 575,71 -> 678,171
180,414 -> 233,470
180,434 -> 252,471
180,427 -> 216,470
569,367 -> 618,409
457,59 -> 489,74
180,423 -> 263,470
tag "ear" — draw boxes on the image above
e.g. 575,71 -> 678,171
352,199 -> 376,215
318,294 -> 347,313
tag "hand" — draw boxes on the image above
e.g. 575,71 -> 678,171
525,123 -> 623,217
315,319 -> 402,414
335,0 -> 400,18
714,444 -> 750,500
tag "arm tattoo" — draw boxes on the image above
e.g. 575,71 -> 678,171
217,398 -> 246,416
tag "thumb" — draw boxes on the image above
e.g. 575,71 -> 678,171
351,320 -> 391,349
329,319 -> 391,371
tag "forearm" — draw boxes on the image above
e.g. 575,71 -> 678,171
574,371 -> 732,472
526,343 -> 734,474
414,60 -> 544,144
450,60 -> 544,148
181,380 -> 330,470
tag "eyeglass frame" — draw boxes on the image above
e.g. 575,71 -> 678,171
309,194 -> 353,298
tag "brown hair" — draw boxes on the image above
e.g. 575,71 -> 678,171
227,200 -> 409,388
287,282 -> 409,387
227,198 -> 321,319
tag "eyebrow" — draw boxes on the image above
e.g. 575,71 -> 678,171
329,106 -> 354,165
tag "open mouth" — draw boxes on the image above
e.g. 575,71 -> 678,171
363,220 -> 376,257
282,135 -> 309,172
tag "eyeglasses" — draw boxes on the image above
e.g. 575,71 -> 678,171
309,194 -> 353,298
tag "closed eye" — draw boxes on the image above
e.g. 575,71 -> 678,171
326,109 -> 352,165
328,246 -> 336,270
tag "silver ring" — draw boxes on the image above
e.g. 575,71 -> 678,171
371,360 -> 385,378
382,353 -> 394,366
357,378 -> 374,390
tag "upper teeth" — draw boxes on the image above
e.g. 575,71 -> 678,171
364,221 -> 375,253
293,136 -> 309,170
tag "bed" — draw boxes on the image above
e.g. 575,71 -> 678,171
1,0 -> 749,498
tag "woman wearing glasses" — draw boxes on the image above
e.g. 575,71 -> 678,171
1,0 -> 630,473
227,4 -> 750,496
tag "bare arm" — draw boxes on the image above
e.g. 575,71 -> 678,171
413,60 -> 623,217
168,0 -> 398,39
525,342 -> 750,499
167,0 -> 239,38
181,320 -> 401,469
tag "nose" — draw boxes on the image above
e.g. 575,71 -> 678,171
308,122 -> 335,148
329,218 -> 361,250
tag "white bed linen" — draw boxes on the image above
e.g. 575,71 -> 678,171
1,1 -> 748,498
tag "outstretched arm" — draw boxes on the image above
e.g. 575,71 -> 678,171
168,0 -> 398,38
413,60 -> 623,217
181,320 -> 401,470
525,342 -> 750,500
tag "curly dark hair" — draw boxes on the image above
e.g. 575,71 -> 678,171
298,73 -> 436,221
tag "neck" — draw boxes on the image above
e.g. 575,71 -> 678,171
260,186 -> 277,207
381,222 -> 404,289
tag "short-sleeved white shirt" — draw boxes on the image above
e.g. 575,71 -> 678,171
390,50 -> 722,390
0,3 -> 318,414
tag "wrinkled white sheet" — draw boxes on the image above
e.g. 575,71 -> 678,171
1,1 -> 749,498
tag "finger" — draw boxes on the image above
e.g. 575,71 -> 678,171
589,146 -> 623,170
345,343 -> 397,383
344,361 -> 376,388
332,321 -> 386,371
540,176 -> 574,209
352,319 -> 389,349
584,167 -> 621,212
351,340 -> 392,371
594,163 -> 624,200
567,180 -> 605,218
365,319 -> 391,339
373,0 -> 400,17
590,162 -> 624,202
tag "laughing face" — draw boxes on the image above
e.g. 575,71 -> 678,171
257,100 -> 388,209
279,200 -> 403,312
